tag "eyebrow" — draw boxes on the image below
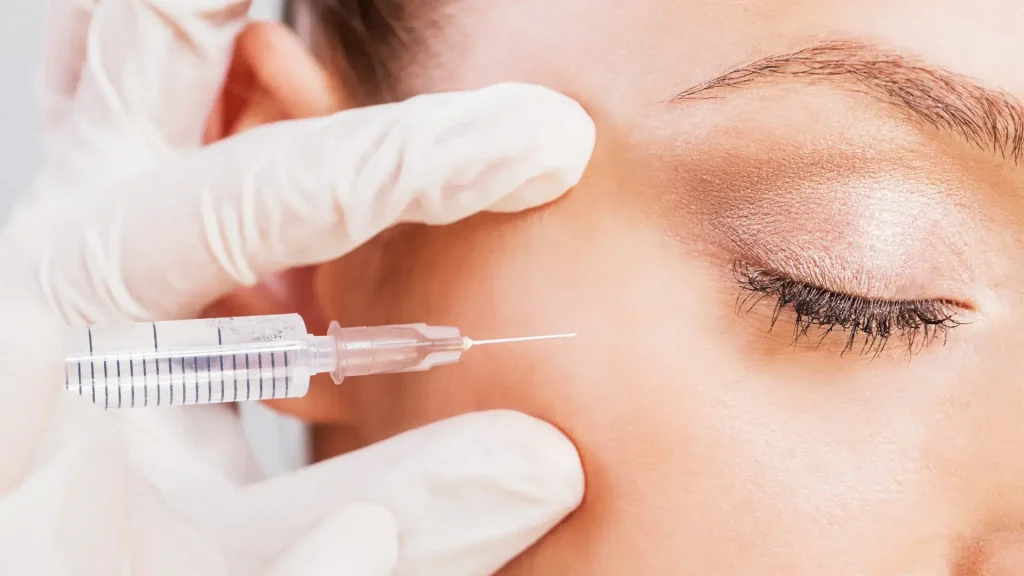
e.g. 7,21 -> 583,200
673,41 -> 1024,163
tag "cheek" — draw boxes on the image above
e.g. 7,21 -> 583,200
317,197 -> 828,568
323,190 -> 706,438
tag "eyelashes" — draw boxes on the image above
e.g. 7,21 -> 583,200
733,262 -> 963,356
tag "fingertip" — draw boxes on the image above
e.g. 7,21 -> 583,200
371,81 -> 599,224
405,82 -> 596,218
480,83 -> 597,213
545,88 -> 598,190
451,409 -> 586,511
376,410 -> 585,575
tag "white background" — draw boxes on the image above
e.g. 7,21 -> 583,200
0,0 -> 302,476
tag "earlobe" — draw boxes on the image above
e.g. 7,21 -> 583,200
204,20 -> 348,143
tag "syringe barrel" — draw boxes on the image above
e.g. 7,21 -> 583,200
64,314 -> 320,409
63,315 -> 469,408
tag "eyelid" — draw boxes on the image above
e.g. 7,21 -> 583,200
737,261 -> 973,311
733,262 -> 966,356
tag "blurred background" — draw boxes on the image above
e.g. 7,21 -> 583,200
0,0 -> 302,476
0,1 -> 45,217
0,0 -> 283,221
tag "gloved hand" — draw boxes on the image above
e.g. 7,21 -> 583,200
0,0 -> 595,573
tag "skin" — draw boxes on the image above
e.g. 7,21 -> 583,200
212,1 -> 1024,573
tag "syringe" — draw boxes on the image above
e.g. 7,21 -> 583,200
63,314 -> 574,409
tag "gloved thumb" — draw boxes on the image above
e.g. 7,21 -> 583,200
0,269 -> 65,493
267,502 -> 399,576
199,410 -> 583,575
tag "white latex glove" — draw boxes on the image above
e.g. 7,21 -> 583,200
0,0 -> 595,574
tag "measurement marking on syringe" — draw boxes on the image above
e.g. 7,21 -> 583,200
232,354 -> 238,402
116,359 -> 122,410
88,327 -> 95,404
195,356 -> 202,404
191,356 -> 198,405
284,352 -> 289,397
183,357 -> 189,405
152,323 -> 160,407
168,351 -> 174,407
103,358 -> 109,410
258,353 -> 264,400
129,358 -> 135,408
245,355 -> 251,401
205,355 -> 212,404
270,352 -> 276,399
218,329 -> 225,402
142,356 -> 148,407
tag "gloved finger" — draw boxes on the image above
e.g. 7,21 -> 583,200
266,502 -> 398,576
37,83 -> 596,322
197,410 -> 584,576
0,269 -> 65,493
41,0 -> 250,195
39,0 -> 98,135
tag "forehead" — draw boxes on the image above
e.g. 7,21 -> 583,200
406,0 -> 1024,107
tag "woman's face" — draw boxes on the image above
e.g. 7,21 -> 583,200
299,0 -> 1024,573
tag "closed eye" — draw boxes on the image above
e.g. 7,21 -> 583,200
734,262 -> 965,356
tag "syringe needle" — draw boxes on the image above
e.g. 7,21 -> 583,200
466,332 -> 577,348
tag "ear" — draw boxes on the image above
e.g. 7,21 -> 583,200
202,21 -> 360,423
204,21 -> 348,142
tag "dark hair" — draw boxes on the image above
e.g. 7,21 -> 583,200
283,0 -> 407,102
